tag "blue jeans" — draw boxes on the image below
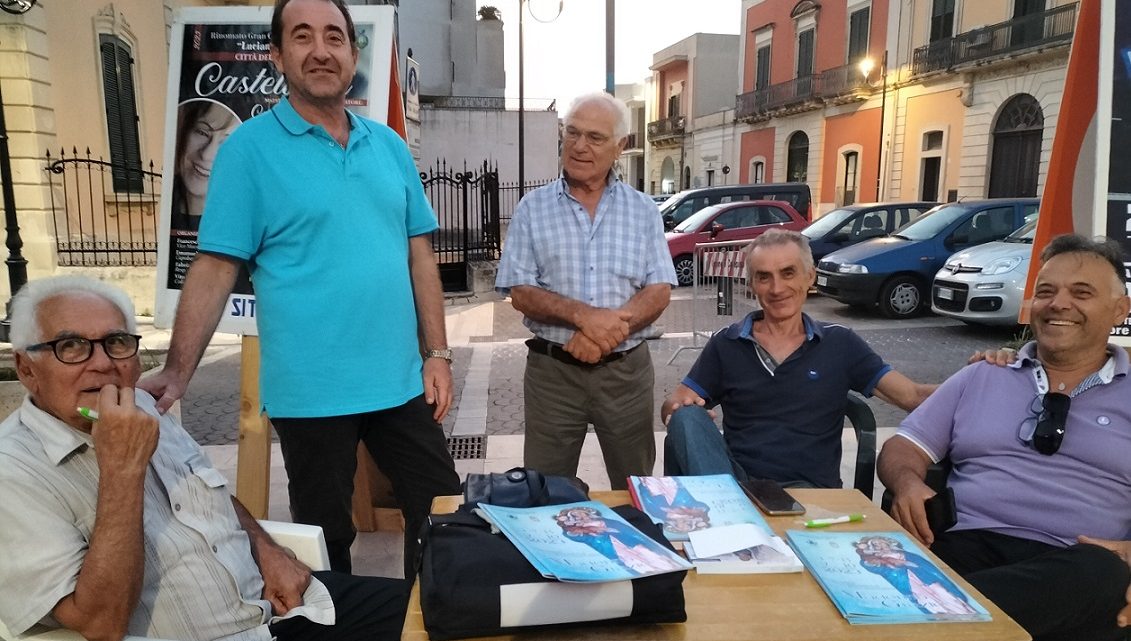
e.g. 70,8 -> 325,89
663,406 -> 748,479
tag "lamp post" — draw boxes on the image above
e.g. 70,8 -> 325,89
517,1 -> 564,198
0,0 -> 36,343
859,50 -> 887,201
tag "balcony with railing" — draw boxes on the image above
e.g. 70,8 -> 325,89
623,132 -> 643,152
819,62 -> 872,101
911,2 -> 1076,76
736,64 -> 871,121
647,115 -> 686,146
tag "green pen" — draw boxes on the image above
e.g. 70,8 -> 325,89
77,407 -> 100,421
804,513 -> 865,528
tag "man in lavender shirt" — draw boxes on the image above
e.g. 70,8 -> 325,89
879,234 -> 1131,641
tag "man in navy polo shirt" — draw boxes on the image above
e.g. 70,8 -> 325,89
662,229 -> 935,488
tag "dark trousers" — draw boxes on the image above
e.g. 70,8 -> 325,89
272,395 -> 461,578
269,571 -> 409,641
932,529 -> 1130,641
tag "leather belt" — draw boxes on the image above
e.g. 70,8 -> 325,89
525,337 -> 640,368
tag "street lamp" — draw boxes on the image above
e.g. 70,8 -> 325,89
859,50 -> 887,201
517,0 -> 563,198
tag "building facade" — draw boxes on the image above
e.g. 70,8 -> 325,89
647,33 -> 741,196
735,0 -> 1074,215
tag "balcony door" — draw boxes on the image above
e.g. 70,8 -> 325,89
1012,0 -> 1046,47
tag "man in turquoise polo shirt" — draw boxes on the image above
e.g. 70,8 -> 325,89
142,0 -> 459,579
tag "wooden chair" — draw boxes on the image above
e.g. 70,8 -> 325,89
0,521 -> 329,641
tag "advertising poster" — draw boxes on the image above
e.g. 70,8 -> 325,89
155,6 -> 394,334
1105,0 -> 1131,340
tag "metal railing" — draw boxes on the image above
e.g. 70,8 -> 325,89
819,62 -> 871,99
647,115 -> 686,142
44,148 -> 160,267
668,239 -> 759,365
423,95 -> 507,110
736,74 -> 821,120
911,2 -> 1077,76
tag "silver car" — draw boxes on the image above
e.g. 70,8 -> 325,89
930,219 -> 1037,325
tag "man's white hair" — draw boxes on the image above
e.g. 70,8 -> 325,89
564,91 -> 630,140
9,276 -> 137,351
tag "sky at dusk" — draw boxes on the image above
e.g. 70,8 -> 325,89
476,0 -> 743,109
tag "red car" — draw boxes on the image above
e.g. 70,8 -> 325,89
665,200 -> 808,286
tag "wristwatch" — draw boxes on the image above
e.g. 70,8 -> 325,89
425,348 -> 453,363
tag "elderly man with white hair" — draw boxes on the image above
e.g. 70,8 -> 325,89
0,276 -> 408,641
496,91 -> 677,489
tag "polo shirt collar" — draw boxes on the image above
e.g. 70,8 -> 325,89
1011,341 -> 1128,382
273,96 -> 368,140
727,309 -> 821,342
17,395 -> 91,465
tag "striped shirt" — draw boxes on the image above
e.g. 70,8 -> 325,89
0,392 -> 333,640
495,174 -> 677,349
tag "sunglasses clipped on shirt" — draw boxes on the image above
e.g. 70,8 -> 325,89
1018,392 -> 1070,456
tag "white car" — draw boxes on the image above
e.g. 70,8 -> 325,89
930,219 -> 1037,325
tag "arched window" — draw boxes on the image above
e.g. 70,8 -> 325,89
786,131 -> 809,183
751,160 -> 765,184
682,166 -> 691,190
988,94 -> 1043,198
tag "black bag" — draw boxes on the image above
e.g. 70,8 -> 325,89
418,504 -> 687,640
461,466 -> 589,509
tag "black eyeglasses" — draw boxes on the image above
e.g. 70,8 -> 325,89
26,333 -> 142,364
1019,392 -> 1070,455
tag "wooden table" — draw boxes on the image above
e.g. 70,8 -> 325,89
401,489 -> 1030,641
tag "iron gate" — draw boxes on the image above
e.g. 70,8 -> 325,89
421,160 -> 501,292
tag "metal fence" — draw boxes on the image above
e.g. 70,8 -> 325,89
44,148 -> 160,267
421,160 -> 501,291
669,239 -> 760,364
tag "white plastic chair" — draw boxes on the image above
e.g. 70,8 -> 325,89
0,521 -> 329,641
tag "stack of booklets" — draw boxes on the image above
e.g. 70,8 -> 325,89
627,474 -> 802,574
787,530 -> 992,624
476,500 -> 692,582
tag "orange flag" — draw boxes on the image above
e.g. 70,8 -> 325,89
387,41 -> 407,141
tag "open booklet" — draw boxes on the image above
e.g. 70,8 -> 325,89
787,530 -> 992,624
476,501 -> 692,583
626,474 -> 772,542
683,523 -> 802,574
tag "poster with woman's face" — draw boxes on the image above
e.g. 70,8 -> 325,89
156,8 -> 390,326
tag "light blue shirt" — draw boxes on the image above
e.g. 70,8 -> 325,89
495,174 -> 676,349
199,97 -> 437,417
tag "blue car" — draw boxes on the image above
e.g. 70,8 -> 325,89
802,201 -> 938,262
815,198 -> 1039,318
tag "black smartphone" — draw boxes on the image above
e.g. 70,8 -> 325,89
924,487 -> 957,534
739,478 -> 806,516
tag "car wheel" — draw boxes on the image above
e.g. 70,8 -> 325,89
673,255 -> 695,287
879,276 -> 925,318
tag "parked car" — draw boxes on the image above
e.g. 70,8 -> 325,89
659,182 -> 812,231
931,218 -> 1038,325
666,200 -> 807,286
815,198 -> 1039,318
651,194 -> 671,205
802,202 -> 939,262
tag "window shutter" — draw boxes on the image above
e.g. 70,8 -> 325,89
100,34 -> 144,193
